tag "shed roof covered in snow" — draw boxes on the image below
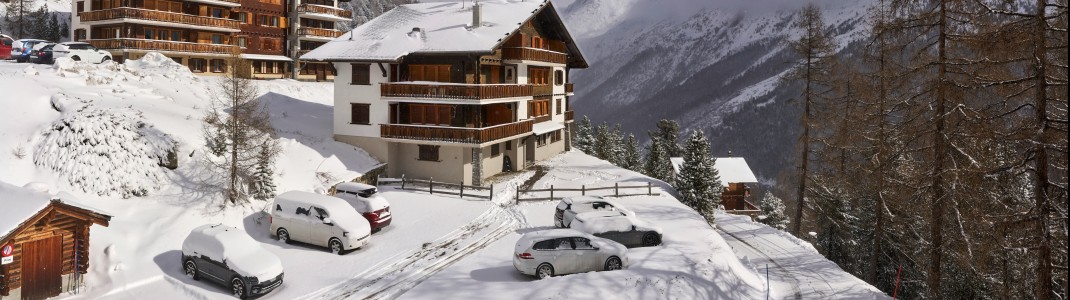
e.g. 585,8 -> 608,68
670,157 -> 759,186
0,181 -> 112,243
300,0 -> 587,68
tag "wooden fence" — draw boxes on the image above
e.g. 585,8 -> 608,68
378,177 -> 494,201
515,182 -> 660,202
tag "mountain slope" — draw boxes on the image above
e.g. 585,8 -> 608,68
561,0 -> 872,182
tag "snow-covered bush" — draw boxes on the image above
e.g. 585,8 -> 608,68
33,106 -> 179,198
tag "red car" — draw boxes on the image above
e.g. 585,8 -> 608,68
334,182 -> 392,231
0,35 -> 13,60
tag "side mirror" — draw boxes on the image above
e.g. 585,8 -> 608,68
632,225 -> 637,231
323,217 -> 334,225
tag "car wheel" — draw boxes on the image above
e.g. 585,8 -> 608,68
71,56 -> 80,61
329,238 -> 344,255
231,277 -> 247,299
276,228 -> 290,244
536,263 -> 554,279
183,260 -> 200,281
642,232 -> 661,247
101,56 -> 111,63
605,256 -> 623,271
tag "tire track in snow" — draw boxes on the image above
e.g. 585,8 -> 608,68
716,227 -> 803,300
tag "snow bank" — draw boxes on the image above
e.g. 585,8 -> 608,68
124,52 -> 195,79
33,106 -> 178,198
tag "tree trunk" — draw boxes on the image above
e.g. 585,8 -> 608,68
792,43 -> 813,236
1031,1 -> 1053,298
928,1 -> 949,296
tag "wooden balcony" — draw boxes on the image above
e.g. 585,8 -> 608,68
297,4 -> 352,19
79,8 -> 240,30
298,27 -> 343,39
87,38 -> 239,54
533,115 -> 552,124
501,47 -> 567,64
381,119 -> 534,144
565,83 -> 574,94
381,83 -> 534,100
564,110 -> 574,122
533,84 -> 552,96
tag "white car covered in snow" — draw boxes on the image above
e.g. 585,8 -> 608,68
181,224 -> 284,299
554,196 -> 634,228
513,229 -> 628,279
51,42 -> 112,63
571,211 -> 663,248
333,182 -> 392,231
270,191 -> 371,254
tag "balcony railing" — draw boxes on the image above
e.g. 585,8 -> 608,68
79,8 -> 240,30
298,27 -> 343,39
533,84 -> 552,96
502,47 -> 567,64
87,38 -> 239,54
565,83 -> 574,94
534,115 -> 552,124
381,83 -> 534,100
297,4 -> 353,19
381,119 -> 534,144
564,110 -> 574,122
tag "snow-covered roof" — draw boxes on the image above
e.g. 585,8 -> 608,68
562,195 -> 604,204
532,121 -> 565,135
336,182 -> 376,192
670,157 -> 758,186
274,191 -> 371,234
301,0 -> 586,67
240,54 -> 293,62
0,181 -> 112,242
518,229 -> 593,243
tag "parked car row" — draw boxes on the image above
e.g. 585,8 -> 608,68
513,196 -> 664,279
3,38 -> 112,64
180,183 -> 393,298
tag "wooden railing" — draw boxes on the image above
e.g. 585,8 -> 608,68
87,38 -> 239,54
501,47 -> 567,64
297,4 -> 353,19
79,8 -> 240,30
534,115 -> 552,124
381,119 -> 534,144
533,84 -> 552,96
381,83 -> 534,100
298,27 -> 343,38
564,110 -> 574,122
565,83 -> 574,94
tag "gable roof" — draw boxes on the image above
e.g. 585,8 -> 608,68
301,0 -> 587,68
670,157 -> 759,186
0,181 -> 112,244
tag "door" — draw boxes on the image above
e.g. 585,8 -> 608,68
552,238 -> 578,275
525,137 -> 535,166
292,206 -> 314,244
316,65 -> 326,81
21,236 -> 63,300
572,237 -> 601,271
311,206 -> 333,246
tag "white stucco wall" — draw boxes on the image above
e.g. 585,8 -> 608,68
333,62 -> 390,138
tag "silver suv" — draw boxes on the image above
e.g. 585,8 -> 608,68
513,229 -> 628,279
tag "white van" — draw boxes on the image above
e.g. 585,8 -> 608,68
270,191 -> 371,255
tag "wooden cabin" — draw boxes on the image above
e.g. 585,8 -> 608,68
671,156 -> 760,214
0,183 -> 111,300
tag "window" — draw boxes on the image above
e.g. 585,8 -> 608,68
211,8 -> 225,18
172,57 -> 182,64
528,67 -> 550,85
505,67 -> 515,82
351,63 -> 370,85
74,29 -> 86,41
295,207 -> 309,216
408,64 -> 450,82
189,59 -> 207,73
556,99 -> 562,115
350,103 -> 370,125
537,133 -> 548,147
313,207 -> 329,220
260,38 -> 281,51
528,98 -> 551,117
418,145 -> 440,161
211,34 -> 223,45
171,31 -> 181,41
77,1 -> 84,12
491,144 -> 500,157
550,130 -> 561,143
143,28 -> 154,39
235,37 -> 245,48
573,238 -> 595,250
506,141 -> 512,150
532,240 -> 555,250
531,36 -> 544,49
554,70 -> 564,86
210,59 -> 225,73
555,238 -> 573,250
259,15 -> 280,27
408,104 -> 451,125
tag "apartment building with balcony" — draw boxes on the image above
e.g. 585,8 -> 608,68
301,0 -> 586,185
292,0 -> 349,81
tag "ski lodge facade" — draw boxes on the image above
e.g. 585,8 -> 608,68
302,0 -> 586,185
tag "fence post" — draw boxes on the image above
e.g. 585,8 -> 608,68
429,177 -> 434,195
550,185 -> 554,201
615,183 -> 619,197
648,182 -> 652,195
489,184 -> 494,202
516,187 -> 520,203
460,183 -> 464,199
581,185 -> 586,196
401,175 -> 406,189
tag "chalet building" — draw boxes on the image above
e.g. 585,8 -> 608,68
671,156 -> 761,213
0,182 -> 111,300
302,0 -> 587,185
292,0 -> 349,81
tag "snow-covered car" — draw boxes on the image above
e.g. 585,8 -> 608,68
181,224 -> 284,299
270,191 -> 371,254
333,182 -> 392,231
29,42 -> 55,64
554,196 -> 634,228
571,211 -> 663,248
51,42 -> 112,63
11,38 -> 47,62
513,229 -> 628,279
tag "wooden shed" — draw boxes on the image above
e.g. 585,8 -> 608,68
0,182 -> 111,300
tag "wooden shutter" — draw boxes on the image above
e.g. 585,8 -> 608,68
435,65 -> 450,82
350,103 -> 370,124
410,65 -> 425,81
351,64 -> 370,85
389,104 -> 398,124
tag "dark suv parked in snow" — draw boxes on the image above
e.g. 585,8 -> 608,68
182,224 -> 285,298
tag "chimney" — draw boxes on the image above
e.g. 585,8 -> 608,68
472,2 -> 483,28
727,150 -> 733,157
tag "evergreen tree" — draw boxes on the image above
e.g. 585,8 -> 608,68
652,119 -> 683,157
622,133 -> 642,172
643,137 -> 674,186
574,116 -> 594,153
609,124 -> 626,165
3,0 -> 34,39
60,19 -> 69,39
46,12 -> 61,42
758,192 -> 789,230
593,122 -> 612,160
250,144 -> 277,201
676,130 -> 722,222
27,4 -> 49,39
